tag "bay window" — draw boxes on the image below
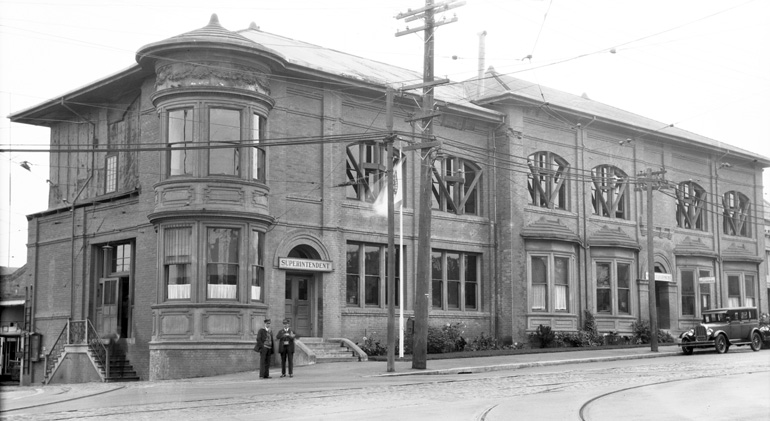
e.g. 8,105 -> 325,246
727,272 -> 756,307
529,253 -> 571,313
680,268 -> 713,317
595,260 -> 632,315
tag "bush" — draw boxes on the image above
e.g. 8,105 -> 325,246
631,319 -> 674,344
427,323 -> 465,354
530,324 -> 556,348
357,335 -> 387,356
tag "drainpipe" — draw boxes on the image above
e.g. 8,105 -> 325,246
577,117 -> 596,325
491,116 -> 505,339
61,99 -> 97,320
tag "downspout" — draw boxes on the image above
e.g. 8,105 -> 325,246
61,99 -> 97,320
491,116 -> 505,339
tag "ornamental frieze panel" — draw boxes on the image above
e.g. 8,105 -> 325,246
203,186 -> 245,206
156,62 -> 270,95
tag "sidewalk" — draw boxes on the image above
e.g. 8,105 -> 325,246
0,345 -> 680,412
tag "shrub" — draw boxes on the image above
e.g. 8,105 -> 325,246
427,323 -> 465,354
531,324 -> 555,348
631,319 -> 674,344
466,332 -> 502,351
356,335 -> 387,356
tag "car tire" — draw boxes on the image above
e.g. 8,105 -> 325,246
715,334 -> 728,354
681,338 -> 694,355
750,332 -> 762,352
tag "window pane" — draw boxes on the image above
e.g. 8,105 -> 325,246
465,255 -> 477,310
169,109 -> 194,176
209,108 -> 241,176
106,155 -> 117,193
206,228 -> 239,299
531,256 -> 547,311
617,289 -> 630,314
364,246 -> 380,306
554,257 -> 569,285
465,281 -> 477,310
617,263 -> 629,289
298,278 -> 308,301
447,253 -> 460,281
745,275 -> 755,299
700,283 -> 711,311
251,230 -> 264,301
165,228 -> 191,300
432,252 -> 443,308
251,114 -> 265,181
432,280 -> 443,308
555,285 -> 568,311
346,244 -> 359,305
448,281 -> 460,309
681,270 -> 695,316
596,263 -> 611,313
531,256 -> 547,284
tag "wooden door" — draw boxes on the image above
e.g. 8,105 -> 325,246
285,275 -> 312,337
98,278 -> 119,336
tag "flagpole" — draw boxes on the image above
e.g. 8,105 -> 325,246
398,199 -> 404,358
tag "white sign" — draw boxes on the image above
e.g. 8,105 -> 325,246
279,257 -> 333,272
699,276 -> 716,284
644,272 -> 673,282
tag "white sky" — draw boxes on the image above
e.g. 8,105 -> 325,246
1,0 -> 769,267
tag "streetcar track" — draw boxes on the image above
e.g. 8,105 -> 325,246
577,369 -> 770,421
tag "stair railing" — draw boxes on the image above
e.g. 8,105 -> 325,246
44,322 -> 68,382
84,320 -> 107,375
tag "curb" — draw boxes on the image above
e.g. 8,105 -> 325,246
374,350 -> 679,377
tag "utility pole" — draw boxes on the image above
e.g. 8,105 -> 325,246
396,0 -> 463,370
638,168 -> 667,352
385,87 -> 396,372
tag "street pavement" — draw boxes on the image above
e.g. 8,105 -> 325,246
1,345 -> 682,414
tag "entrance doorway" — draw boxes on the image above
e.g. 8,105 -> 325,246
96,277 -> 130,337
285,274 -> 312,337
654,264 -> 670,330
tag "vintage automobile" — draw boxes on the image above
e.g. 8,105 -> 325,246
678,307 -> 763,355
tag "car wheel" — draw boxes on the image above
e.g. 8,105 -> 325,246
715,334 -> 728,354
681,338 -> 694,355
750,332 -> 762,352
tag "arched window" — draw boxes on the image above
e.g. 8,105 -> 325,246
675,181 -> 707,230
591,165 -> 629,219
431,155 -> 481,215
528,151 -> 569,210
723,191 -> 751,237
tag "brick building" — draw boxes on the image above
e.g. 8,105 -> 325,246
9,15 -> 769,383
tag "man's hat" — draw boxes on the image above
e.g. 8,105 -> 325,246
283,318 -> 290,324
264,318 -> 271,323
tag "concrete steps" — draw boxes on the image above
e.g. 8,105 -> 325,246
300,338 -> 360,363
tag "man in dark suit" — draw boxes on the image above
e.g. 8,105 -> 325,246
276,318 -> 298,378
256,318 -> 273,379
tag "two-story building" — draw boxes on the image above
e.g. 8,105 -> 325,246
9,15 -> 768,384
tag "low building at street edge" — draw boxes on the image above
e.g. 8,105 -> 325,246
8,15 -> 769,384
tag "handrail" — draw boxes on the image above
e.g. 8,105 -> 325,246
85,320 -> 107,372
45,323 -> 68,380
